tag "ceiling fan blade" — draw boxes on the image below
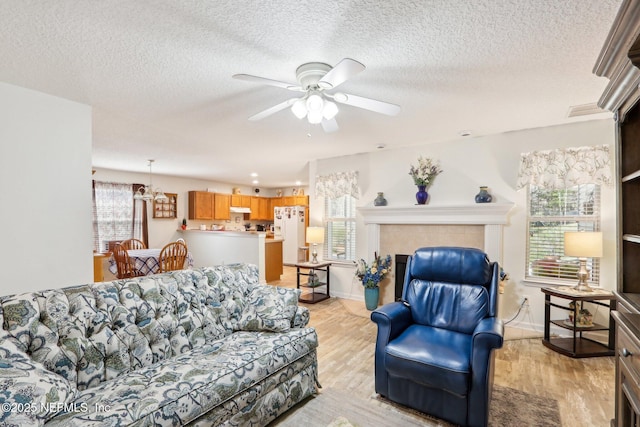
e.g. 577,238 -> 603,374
321,118 -> 339,133
233,74 -> 303,91
332,92 -> 401,116
318,58 -> 365,89
248,98 -> 298,121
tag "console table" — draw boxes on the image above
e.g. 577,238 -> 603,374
295,261 -> 331,304
541,286 -> 616,358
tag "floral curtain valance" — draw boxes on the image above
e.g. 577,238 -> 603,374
516,145 -> 613,190
315,171 -> 360,199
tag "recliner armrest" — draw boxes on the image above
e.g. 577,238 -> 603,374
371,301 -> 412,345
471,317 -> 504,351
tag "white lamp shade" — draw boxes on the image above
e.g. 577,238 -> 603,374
291,99 -> 307,119
306,227 -> 325,244
564,231 -> 603,258
322,101 -> 338,120
306,93 -> 324,112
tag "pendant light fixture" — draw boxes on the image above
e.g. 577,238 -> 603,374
133,159 -> 168,202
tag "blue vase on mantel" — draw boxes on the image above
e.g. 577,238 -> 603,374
475,186 -> 493,203
415,185 -> 429,205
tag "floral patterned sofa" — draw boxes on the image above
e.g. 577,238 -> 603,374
0,264 -> 318,426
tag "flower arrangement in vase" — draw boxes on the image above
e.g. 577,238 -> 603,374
409,156 -> 443,204
355,253 -> 392,310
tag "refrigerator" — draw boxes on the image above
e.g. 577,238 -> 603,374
274,206 -> 306,265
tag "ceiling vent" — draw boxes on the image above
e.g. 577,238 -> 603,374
567,103 -> 607,117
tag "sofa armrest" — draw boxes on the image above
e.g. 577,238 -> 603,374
292,306 -> 310,328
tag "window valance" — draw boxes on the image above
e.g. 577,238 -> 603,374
315,171 -> 360,199
516,145 -> 613,190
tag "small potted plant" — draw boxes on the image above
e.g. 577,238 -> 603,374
181,218 -> 187,230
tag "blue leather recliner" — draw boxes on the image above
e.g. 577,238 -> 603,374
371,247 -> 504,427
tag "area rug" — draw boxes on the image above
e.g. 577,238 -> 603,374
270,385 -> 561,426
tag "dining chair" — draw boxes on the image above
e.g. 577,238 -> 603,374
176,238 -> 186,244
113,243 -> 141,279
158,241 -> 188,272
121,238 -> 147,250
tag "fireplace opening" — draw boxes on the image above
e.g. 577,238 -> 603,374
395,254 -> 410,301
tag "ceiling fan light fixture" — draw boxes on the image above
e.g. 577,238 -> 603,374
291,99 -> 307,119
323,101 -> 338,120
307,110 -> 323,124
306,93 -> 324,113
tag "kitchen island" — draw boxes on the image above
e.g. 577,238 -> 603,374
178,229 -> 282,283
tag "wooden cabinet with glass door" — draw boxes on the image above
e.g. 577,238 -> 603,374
153,193 -> 177,219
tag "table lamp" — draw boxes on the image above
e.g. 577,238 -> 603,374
563,231 -> 603,292
306,227 -> 325,264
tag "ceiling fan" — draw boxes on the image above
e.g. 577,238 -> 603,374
233,58 -> 401,133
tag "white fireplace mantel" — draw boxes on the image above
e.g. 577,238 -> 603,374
358,203 -> 514,264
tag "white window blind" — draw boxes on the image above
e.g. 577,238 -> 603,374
526,184 -> 601,285
323,195 -> 356,261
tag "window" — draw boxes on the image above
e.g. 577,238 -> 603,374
92,181 -> 146,252
526,184 -> 601,285
323,195 -> 356,261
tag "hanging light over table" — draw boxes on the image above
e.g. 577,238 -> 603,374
133,159 -> 168,202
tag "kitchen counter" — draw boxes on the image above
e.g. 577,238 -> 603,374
179,229 -> 266,282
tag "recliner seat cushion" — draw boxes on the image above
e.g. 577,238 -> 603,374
385,324 -> 471,396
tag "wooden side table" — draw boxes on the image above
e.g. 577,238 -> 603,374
295,261 -> 331,304
541,286 -> 616,358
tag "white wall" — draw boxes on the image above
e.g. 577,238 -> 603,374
311,118 -> 617,332
0,82 -> 93,293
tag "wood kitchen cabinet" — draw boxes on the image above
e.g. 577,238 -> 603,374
231,194 -> 251,208
250,197 -> 261,220
214,193 -> 231,220
249,197 -> 271,220
188,191 -> 214,220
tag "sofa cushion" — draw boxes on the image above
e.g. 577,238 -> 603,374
45,327 -> 318,426
0,338 -> 77,426
238,286 -> 301,332
385,324 -> 471,396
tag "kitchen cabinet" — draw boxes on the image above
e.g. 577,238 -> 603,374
214,193 -> 230,220
250,197 -> 261,220
265,239 -> 283,282
231,194 -> 251,208
188,191 -> 214,220
280,195 -> 308,206
259,197 -> 270,219
249,197 -> 270,220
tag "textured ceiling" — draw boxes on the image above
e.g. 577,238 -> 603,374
0,0 -> 621,188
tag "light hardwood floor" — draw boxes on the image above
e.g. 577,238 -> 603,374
270,266 -> 615,427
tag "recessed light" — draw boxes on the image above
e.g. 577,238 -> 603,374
377,144 -> 386,149
459,130 -> 472,137
252,180 -> 259,185
295,181 -> 301,186
250,172 -> 258,177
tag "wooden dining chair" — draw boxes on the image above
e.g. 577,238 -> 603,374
113,243 -> 141,279
158,241 -> 188,272
121,238 -> 146,250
